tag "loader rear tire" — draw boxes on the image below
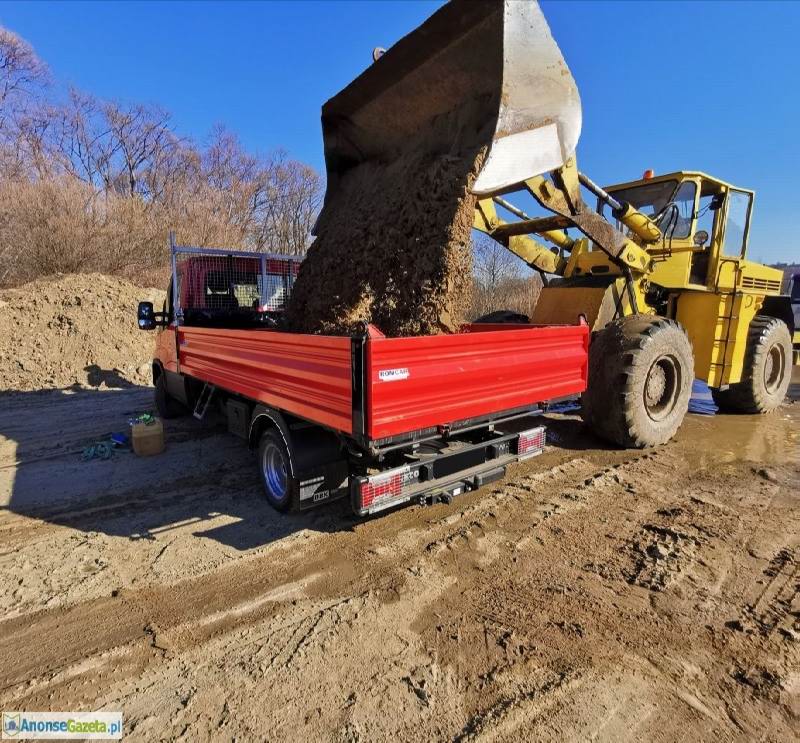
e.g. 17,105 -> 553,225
711,316 -> 791,413
581,315 -> 693,448
473,310 -> 529,324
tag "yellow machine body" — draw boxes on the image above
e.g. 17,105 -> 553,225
317,0 -> 795,396
511,169 -> 793,388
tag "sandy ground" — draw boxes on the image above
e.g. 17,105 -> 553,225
0,273 -> 164,391
0,375 -> 797,741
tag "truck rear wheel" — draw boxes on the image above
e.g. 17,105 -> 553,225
712,316 -> 791,413
154,373 -> 188,419
581,315 -> 693,448
257,429 -> 299,513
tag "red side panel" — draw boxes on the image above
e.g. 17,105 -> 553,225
365,324 -> 589,440
177,326 -> 353,434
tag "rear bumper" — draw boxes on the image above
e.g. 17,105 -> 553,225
351,425 -> 545,517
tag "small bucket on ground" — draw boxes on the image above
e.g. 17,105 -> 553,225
131,417 -> 165,456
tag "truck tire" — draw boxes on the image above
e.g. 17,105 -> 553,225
712,316 -> 791,413
581,315 -> 693,448
257,429 -> 299,513
154,373 -> 187,419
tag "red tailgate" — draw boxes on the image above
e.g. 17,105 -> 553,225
365,324 -> 588,440
178,326 -> 353,433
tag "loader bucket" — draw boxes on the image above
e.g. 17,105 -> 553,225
318,0 -> 581,219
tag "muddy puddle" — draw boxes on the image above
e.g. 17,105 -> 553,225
678,406 -> 798,467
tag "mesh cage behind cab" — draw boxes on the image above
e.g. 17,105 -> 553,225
173,248 -> 303,324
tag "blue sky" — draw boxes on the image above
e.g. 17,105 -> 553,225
1,0 -> 798,263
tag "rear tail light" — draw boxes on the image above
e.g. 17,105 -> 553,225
515,426 -> 546,459
358,466 -> 410,512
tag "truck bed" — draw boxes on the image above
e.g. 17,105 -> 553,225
176,323 -> 588,443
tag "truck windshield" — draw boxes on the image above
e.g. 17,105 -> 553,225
604,179 -> 697,239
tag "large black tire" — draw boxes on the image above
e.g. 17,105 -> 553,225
257,429 -> 300,513
712,316 -> 791,413
154,373 -> 188,419
473,309 -> 530,324
581,315 -> 694,448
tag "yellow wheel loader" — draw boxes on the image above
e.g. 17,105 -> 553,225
318,0 -> 796,448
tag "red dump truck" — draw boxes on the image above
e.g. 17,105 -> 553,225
137,245 -> 588,516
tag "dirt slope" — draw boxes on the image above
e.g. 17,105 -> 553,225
0,274 -> 165,391
0,378 -> 796,741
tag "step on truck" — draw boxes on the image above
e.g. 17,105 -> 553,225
137,245 -> 589,516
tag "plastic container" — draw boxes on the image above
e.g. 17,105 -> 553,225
131,417 -> 165,456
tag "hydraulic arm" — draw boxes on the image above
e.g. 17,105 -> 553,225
473,157 -> 660,282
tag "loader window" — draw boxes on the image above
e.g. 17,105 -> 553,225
604,179 -> 696,239
695,191 -> 720,244
662,181 -> 696,239
722,190 -> 752,257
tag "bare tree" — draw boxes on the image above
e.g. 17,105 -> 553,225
48,90 -> 106,185
470,233 -> 543,320
254,151 -> 323,255
0,27 -> 48,127
0,24 -> 324,287
473,232 -> 521,292
103,101 -> 176,197
0,27 -> 49,181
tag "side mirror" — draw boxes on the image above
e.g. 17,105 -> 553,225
137,301 -> 157,330
693,230 -> 709,247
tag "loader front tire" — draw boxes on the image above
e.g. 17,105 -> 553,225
581,315 -> 693,448
712,316 -> 791,413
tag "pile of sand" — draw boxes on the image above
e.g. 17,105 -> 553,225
0,274 -> 165,392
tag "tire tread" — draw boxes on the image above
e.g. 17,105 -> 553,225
581,315 -> 693,448
712,315 -> 791,413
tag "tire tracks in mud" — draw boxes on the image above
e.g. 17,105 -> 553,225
1,406 -> 798,741
754,549 -> 799,639
0,449 -> 658,706
405,446 -> 799,741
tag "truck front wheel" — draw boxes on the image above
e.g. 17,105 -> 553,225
582,315 -> 693,448
257,429 -> 299,513
154,373 -> 188,419
712,316 -> 791,413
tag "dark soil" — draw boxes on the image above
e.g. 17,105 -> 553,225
286,148 -> 483,337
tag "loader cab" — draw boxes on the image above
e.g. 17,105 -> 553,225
602,171 -> 754,291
